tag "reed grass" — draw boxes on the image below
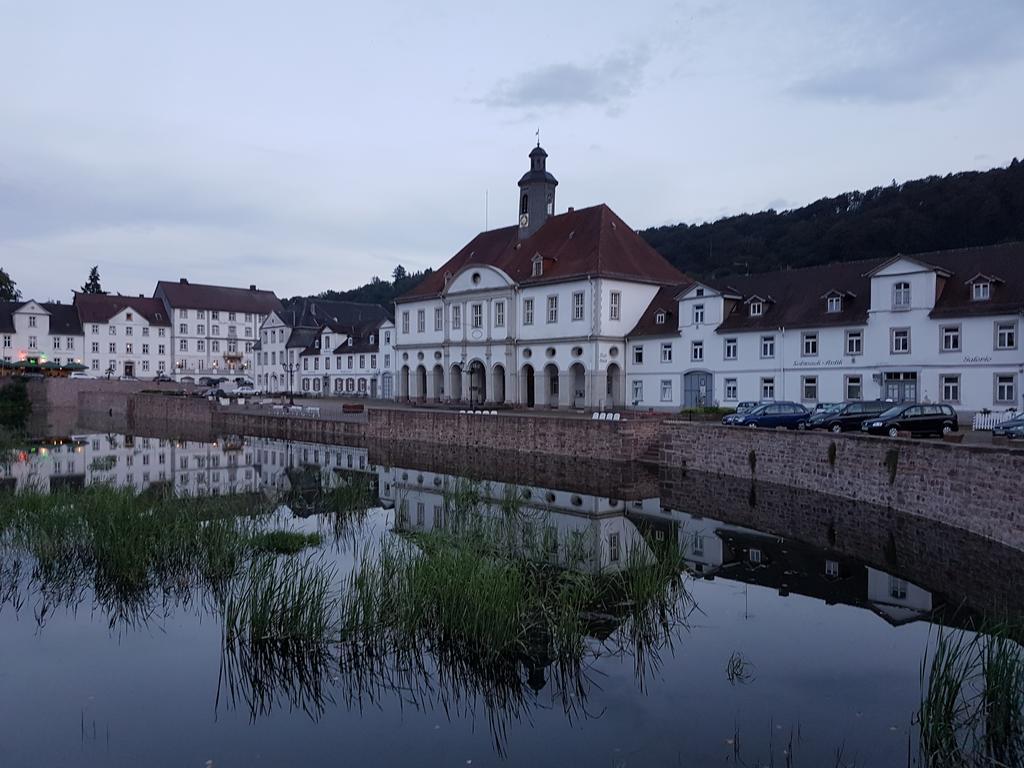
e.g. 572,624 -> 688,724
250,530 -> 322,555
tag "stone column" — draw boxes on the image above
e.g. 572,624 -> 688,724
533,367 -> 545,408
423,368 -> 435,401
505,367 -> 516,405
461,369 -> 471,405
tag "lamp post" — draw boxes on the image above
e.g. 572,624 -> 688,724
280,362 -> 297,405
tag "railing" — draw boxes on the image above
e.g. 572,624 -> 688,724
972,409 -> 1019,430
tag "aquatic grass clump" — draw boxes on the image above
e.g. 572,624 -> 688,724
223,554 -> 336,645
250,530 -> 323,556
916,620 -> 1024,766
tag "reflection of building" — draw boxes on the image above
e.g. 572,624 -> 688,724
671,510 -> 935,626
0,434 -> 259,495
393,145 -> 688,409
249,437 -> 373,494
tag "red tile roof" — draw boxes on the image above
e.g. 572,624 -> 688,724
397,204 -> 687,303
73,293 -> 172,326
154,280 -> 283,314
626,285 -> 690,338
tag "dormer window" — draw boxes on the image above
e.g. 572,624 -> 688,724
972,281 -> 991,301
749,301 -> 763,317
347,337 -> 354,346
532,255 -> 543,277
323,335 -> 330,348
827,296 -> 842,313
369,335 -> 375,345
695,287 -> 705,297
655,311 -> 666,325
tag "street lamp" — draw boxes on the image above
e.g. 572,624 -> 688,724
280,361 -> 298,405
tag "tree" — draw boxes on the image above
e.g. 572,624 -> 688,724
392,265 -> 408,283
81,266 -> 104,294
0,268 -> 20,301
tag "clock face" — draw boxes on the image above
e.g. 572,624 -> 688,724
519,213 -> 529,228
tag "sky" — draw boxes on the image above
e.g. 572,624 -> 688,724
2,0 -> 1023,302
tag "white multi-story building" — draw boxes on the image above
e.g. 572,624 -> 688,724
0,300 -> 84,368
153,279 -> 283,382
253,298 -> 391,397
628,243 -> 1024,413
392,145 -> 687,409
73,293 -> 172,378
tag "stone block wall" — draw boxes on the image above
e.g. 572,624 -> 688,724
661,421 -> 1024,549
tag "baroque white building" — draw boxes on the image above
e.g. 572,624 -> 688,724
393,145 -> 686,409
627,243 -> 1024,413
253,298 -> 392,397
74,293 -> 172,378
154,279 -> 283,381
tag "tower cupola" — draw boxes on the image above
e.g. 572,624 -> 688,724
517,144 -> 558,239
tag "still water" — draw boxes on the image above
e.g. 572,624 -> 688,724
1,432 -> 1020,767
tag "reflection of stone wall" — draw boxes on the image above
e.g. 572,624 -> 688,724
660,467 -> 1024,618
661,421 -> 1024,549
369,441 -> 659,500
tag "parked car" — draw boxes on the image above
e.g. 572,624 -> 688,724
1005,423 -> 1024,440
732,401 -> 809,429
233,386 -> 257,396
992,414 -> 1024,438
804,400 -> 890,433
152,374 -> 174,383
861,403 -> 959,438
69,371 -> 92,380
233,377 -> 254,387
722,401 -> 759,425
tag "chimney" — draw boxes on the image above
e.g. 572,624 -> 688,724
249,284 -> 256,291
179,278 -> 188,284
568,206 -> 574,213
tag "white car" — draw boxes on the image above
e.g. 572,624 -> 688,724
69,371 -> 92,379
233,386 -> 257,396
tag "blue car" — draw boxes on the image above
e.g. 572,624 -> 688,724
993,414 -> 1024,437
731,401 -> 810,429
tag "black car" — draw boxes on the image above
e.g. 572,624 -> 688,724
732,401 -> 809,429
152,374 -> 174,383
861,403 -> 959,438
722,401 -> 759,425
992,414 -> 1024,437
805,400 -> 890,433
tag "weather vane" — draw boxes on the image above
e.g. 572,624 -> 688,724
536,127 -> 540,147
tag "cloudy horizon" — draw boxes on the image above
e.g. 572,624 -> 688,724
2,0 -> 1022,302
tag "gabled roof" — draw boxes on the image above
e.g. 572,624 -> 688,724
154,279 -> 283,315
712,258 -> 884,333
922,242 -> 1024,318
285,327 -> 320,349
73,292 -> 171,326
0,301 -> 83,335
278,297 -> 391,331
627,285 -> 687,338
398,204 -> 688,303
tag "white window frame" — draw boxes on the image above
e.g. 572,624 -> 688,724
995,321 -> 1017,350
546,296 -> 558,324
691,340 -> 703,362
434,306 -> 443,331
995,373 -> 1016,404
845,329 -> 863,356
724,378 -> 738,400
660,379 -> 673,402
761,377 -> 775,400
972,281 -> 990,301
801,331 -> 818,357
724,337 -> 737,360
471,304 -> 483,329
749,301 -> 763,317
941,374 -> 960,403
631,380 -> 643,403
572,291 -> 585,321
801,375 -> 818,402
760,335 -> 775,359
890,328 -> 910,354
892,282 -> 911,309
660,342 -> 672,363
693,304 -> 704,324
827,295 -> 842,313
940,324 -> 961,353
632,345 -> 644,365
845,375 -> 862,400
523,298 -> 534,325
609,291 -> 621,321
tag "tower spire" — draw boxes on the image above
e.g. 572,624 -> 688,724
517,142 -> 558,240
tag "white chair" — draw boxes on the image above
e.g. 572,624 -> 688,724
459,410 -> 466,414
613,413 -> 621,421
237,398 -> 245,406
592,412 -> 600,420
490,410 -> 497,416
218,397 -> 229,407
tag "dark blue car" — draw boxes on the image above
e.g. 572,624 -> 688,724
731,401 -> 810,429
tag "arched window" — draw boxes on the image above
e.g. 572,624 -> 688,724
520,194 -> 529,215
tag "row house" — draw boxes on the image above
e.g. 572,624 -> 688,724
628,242 -> 1024,413
253,297 -> 392,397
0,300 -> 83,367
73,293 -> 172,377
393,144 -> 688,409
153,279 -> 283,381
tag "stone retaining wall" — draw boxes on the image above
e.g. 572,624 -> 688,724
661,422 -> 1024,548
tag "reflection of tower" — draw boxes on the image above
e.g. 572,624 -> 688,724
517,145 -> 558,240
525,662 -> 546,693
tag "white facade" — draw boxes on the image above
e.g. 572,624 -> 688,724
395,270 -> 656,408
81,309 -> 171,378
629,254 -> 1024,414
0,301 -> 84,368
168,305 -> 260,380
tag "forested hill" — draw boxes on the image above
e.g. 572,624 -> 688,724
317,159 -> 1023,304
640,158 -> 1024,280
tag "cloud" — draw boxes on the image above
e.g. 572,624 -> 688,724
787,3 -> 1024,104
481,47 -> 650,113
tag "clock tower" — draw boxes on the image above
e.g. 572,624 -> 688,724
517,144 -> 558,240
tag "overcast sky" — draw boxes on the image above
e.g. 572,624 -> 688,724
2,0 -> 1023,301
